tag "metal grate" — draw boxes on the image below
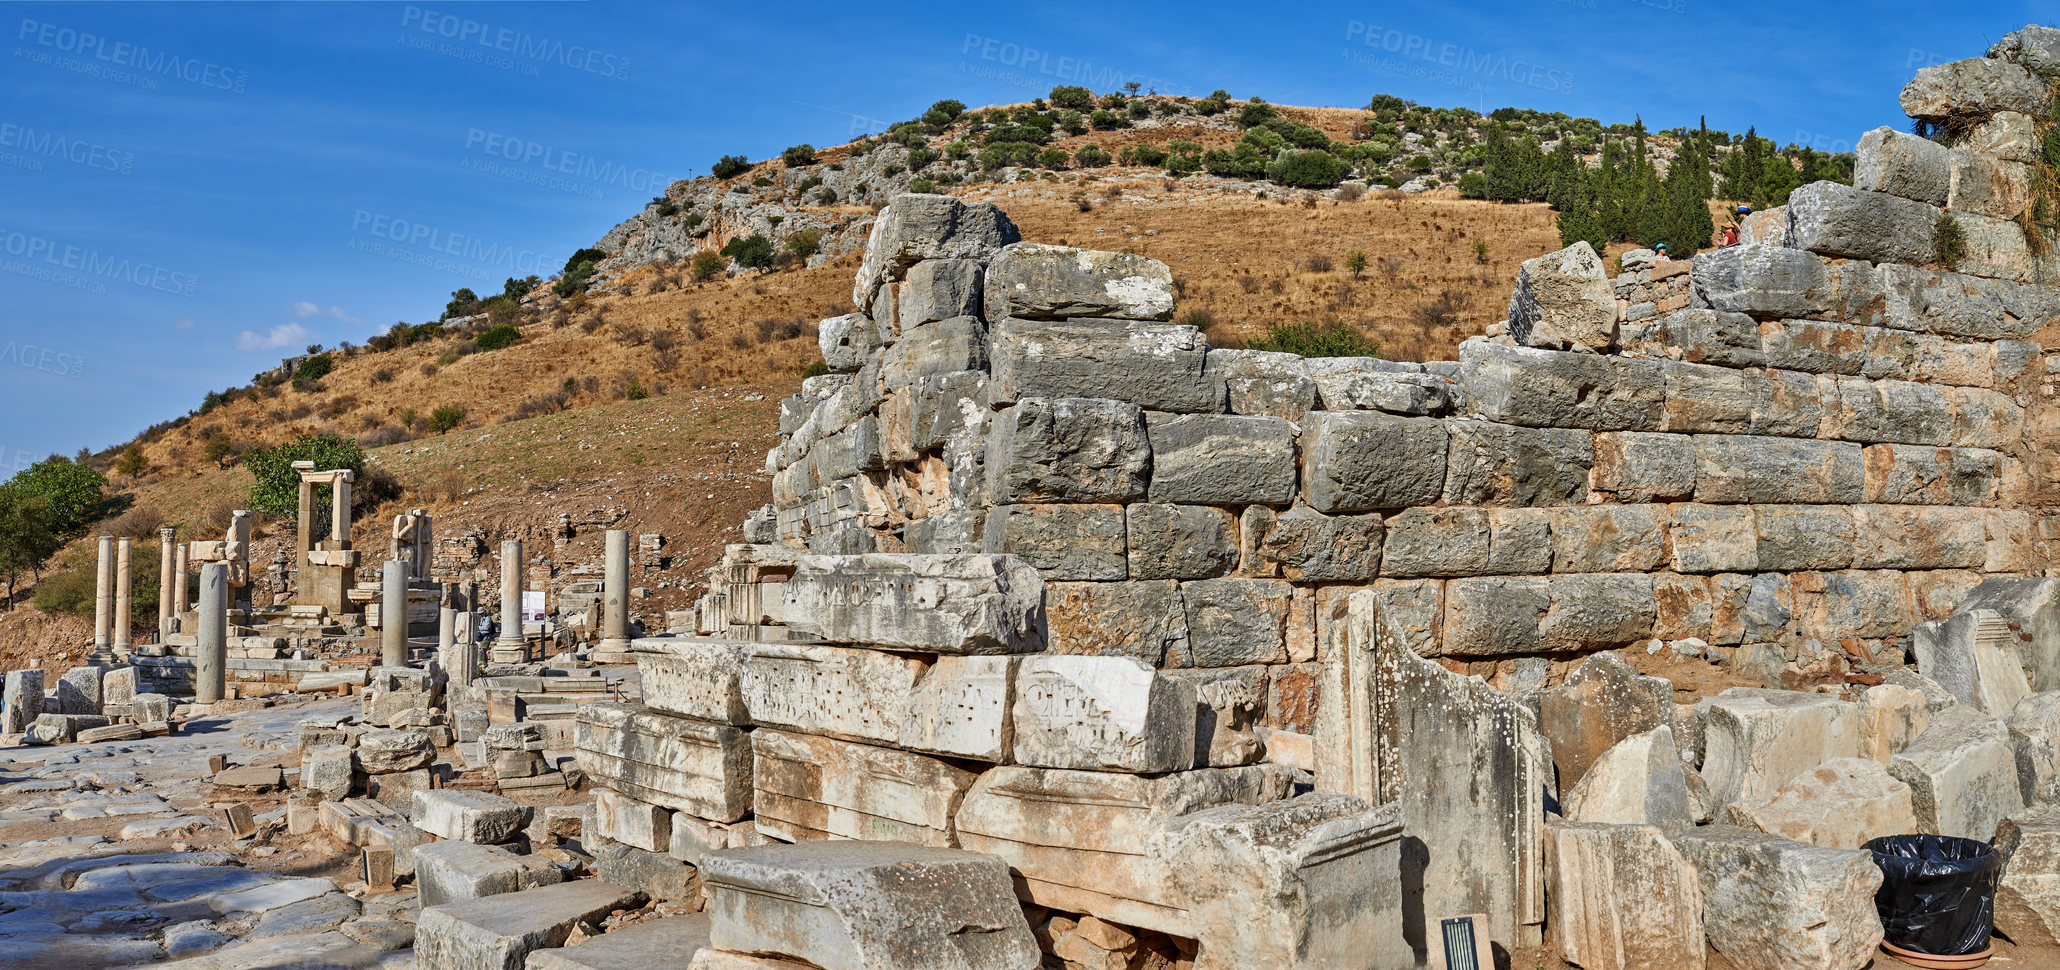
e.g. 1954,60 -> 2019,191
1440,916 -> 1480,970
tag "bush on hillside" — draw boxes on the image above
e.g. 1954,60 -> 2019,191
426,405 -> 466,435
1244,317 -> 1382,358
1267,150 -> 1352,189
475,324 -> 521,351
712,154 -> 751,179
785,230 -> 823,259
721,234 -> 775,270
690,250 -> 727,282
1075,145 -> 1111,168
781,144 -> 817,167
243,432 -> 365,519
293,354 -> 333,384
1049,85 -> 1094,111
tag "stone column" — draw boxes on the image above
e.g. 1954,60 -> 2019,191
598,529 -> 632,655
451,611 -> 477,687
438,606 -> 455,654
113,537 -> 133,652
332,476 -> 353,548
93,535 -> 114,651
157,528 -> 176,639
380,559 -> 408,668
296,475 -> 315,568
197,563 -> 227,704
495,540 -> 526,652
173,543 -> 190,614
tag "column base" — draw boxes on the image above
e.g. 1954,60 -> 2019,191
592,638 -> 634,664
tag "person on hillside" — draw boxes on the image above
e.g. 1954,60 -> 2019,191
1652,242 -> 1670,262
1720,205 -> 1751,247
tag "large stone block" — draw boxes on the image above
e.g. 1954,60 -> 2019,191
990,319 -> 1220,413
816,313 -> 880,373
1562,726 -> 1697,833
740,644 -> 1013,762
1508,240 -> 1618,350
632,637 -> 751,724
2010,692 -> 2060,807
1790,570 -> 1916,641
1819,375 -> 1952,446
412,839 -> 563,909
1441,421 -> 1591,506
356,728 -> 435,774
1855,505 -> 1987,570
1950,578 -> 2060,692
1872,261 -> 2060,340
1672,826 -> 1883,970
985,398 -> 1150,504
982,505 -> 1127,580
1913,608 -> 2034,715
1717,757 -> 1918,850
1889,705 -> 2026,841
1300,411 -> 1447,513
594,787 -> 672,852
1688,244 -> 1843,320
702,842 -> 1040,970
1125,504 -> 1236,580
1863,443 -> 2004,505
1787,181 -> 1938,266
1901,56 -> 2049,121
301,744 -> 356,800
751,728 -> 978,846
1044,580 -> 1188,665
414,879 -> 645,970
1383,506 -> 1549,578
853,194 -> 1019,313
879,370 -> 987,460
1995,805 -> 2060,946
898,258 -> 982,332
1537,652 -> 1675,793
1662,360 -> 1754,434
56,665 -> 101,715
1238,505 -> 1384,581
1306,358 -> 1451,414
1152,796 -> 1410,970
880,316 -> 985,391
1550,505 -> 1665,573
954,764 -> 1290,935
1142,413 -> 1296,505
527,914 -> 712,970
1746,367 -> 1825,438
1545,822 -> 1705,970
1590,432 -> 1696,503
1989,25 -> 2060,75
1752,505 -> 1856,571
1698,688 -> 1864,812
1176,578 -> 1292,667
1460,340 -> 1664,431
781,554 -> 1045,654
1441,576 -> 1550,656
1204,349 -> 1316,420
1852,125 -> 1953,204
1012,655 -> 1196,773
1540,573 -> 1657,651
1859,684 -> 1934,764
574,702 -> 753,822
983,242 -> 1174,321
1949,151 -> 2034,219
413,790 -> 531,845
1693,435 -> 1863,504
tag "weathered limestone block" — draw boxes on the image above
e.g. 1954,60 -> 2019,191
1852,126 -> 1953,204
1538,652 -> 1675,792
1949,151 -> 2034,219
1645,308 -> 1764,367
1508,241 -> 1617,350
1990,24 -> 2060,74
985,398 -> 1150,504
1693,435 -> 1863,504
1871,261 -> 2060,340
1562,726 -> 1697,833
528,913 -> 712,970
1654,573 -> 1715,641
1790,570 -> 1916,642
989,319 -> 1220,412
1762,319 -> 1870,375
594,787 -> 673,852
1950,578 -> 2060,692
1012,655 -> 1196,773
984,242 -> 1174,321
1300,411 -> 1447,513
57,666 -> 101,715
1751,505 -> 1855,571
1698,688 -> 1863,812
740,644 -> 1013,762
1689,244 -> 1844,320
1540,574 -> 1657,651
1545,822 -> 1705,970
1383,506 -> 1548,578
1590,432 -> 1696,503
1819,375 -> 1953,446
751,728 -> 978,846
1239,505 -> 1384,581
1889,705 -> 2025,841
701,842 -> 1040,970
1854,505 -> 1987,570
1746,368 -> 1825,438
1901,56 -> 2050,121
956,765 -> 1289,934
415,879 -> 645,970
1306,358 -> 1450,414
880,370 -> 987,459
301,744 -> 356,800
1672,826 -> 1883,970
1204,349 -> 1316,420
1788,181 -> 1939,266
1995,805 -> 2060,946
414,790 -> 531,845
356,728 -> 434,774
898,258 -> 982,332
2009,692 -> 2060,807
1718,758 -> 1917,850
983,504 -> 1127,580
854,194 -> 1018,312
1662,360 -> 1754,434
633,637 -> 751,725
1947,386 -> 2023,450
1125,504 -> 1236,580
1441,576 -> 1549,655
1152,796 -> 1409,970
816,313 -> 880,373
1859,684 -> 1933,764
1044,580 -> 1189,664
413,839 -> 564,909
1143,413 -> 1297,505
574,702 -> 753,822
1551,505 -> 1665,573
1176,578 -> 1292,667
881,315 -> 985,392
1441,421 -> 1591,506
1863,444 -> 2003,505
1183,672 -> 1266,767
781,554 -> 1045,654
1913,609 -> 2034,714
1461,340 -> 1663,431
1965,110 -> 2041,164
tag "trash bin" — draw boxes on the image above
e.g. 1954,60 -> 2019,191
1864,834 -> 2001,956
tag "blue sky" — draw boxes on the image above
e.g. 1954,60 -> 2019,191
0,0 -> 2042,467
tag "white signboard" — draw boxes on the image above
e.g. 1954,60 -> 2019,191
522,591 -> 547,625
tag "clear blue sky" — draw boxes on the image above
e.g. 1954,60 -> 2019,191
0,1 -> 2041,467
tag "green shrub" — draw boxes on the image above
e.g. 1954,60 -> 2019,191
1089,110 -> 1122,130
1038,148 -> 1070,169
691,250 -> 727,282
4,457 -> 104,536
475,324 -> 521,351
909,178 -> 935,194
443,287 -> 481,319
801,360 -> 830,378
906,147 -> 939,171
782,144 -> 817,167
244,432 -> 365,517
1243,317 -> 1381,358
721,234 -> 775,269
1124,144 -> 1167,167
293,354 -> 333,384
712,155 -> 751,178
923,99 -> 966,125
1049,85 -> 1095,111
1075,145 -> 1112,168
1268,150 -> 1351,188
427,405 -> 466,434
945,140 -> 971,159
1933,212 -> 1967,268
1237,98 -> 1279,127
785,229 -> 824,258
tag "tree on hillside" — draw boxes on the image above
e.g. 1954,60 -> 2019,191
6,457 -> 105,537
0,487 -> 59,607
243,432 -> 366,525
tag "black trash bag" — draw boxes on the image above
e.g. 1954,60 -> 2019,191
1864,834 -> 2000,956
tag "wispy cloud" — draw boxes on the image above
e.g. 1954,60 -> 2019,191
174,317 -> 195,331
326,306 -> 360,324
293,301 -> 320,318
236,322 -> 311,352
